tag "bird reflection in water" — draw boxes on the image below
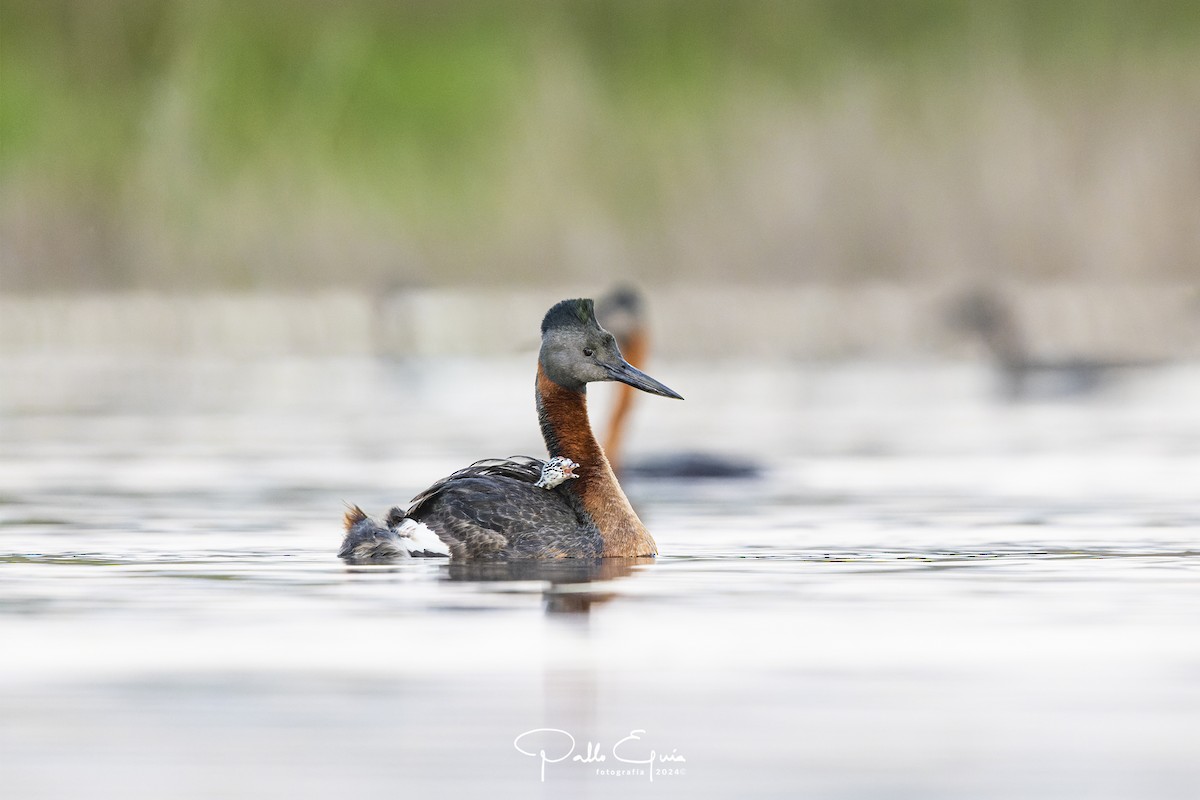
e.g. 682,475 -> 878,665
444,557 -> 652,614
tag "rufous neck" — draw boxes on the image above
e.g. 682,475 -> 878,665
602,329 -> 648,475
536,364 -> 657,557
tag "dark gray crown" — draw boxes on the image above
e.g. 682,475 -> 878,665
541,298 -> 598,335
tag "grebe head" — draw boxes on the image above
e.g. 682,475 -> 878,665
595,285 -> 645,347
539,298 -> 682,399
951,288 -> 1012,337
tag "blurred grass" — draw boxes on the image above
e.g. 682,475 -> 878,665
2,0 -> 1199,290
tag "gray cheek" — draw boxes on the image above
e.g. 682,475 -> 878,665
543,353 -> 586,390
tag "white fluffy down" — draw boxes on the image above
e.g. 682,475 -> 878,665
396,518 -> 451,556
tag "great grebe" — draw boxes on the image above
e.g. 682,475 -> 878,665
953,288 -> 1157,399
596,286 -> 759,480
340,298 -> 682,561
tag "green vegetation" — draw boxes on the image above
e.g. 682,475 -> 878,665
2,1 -> 1198,289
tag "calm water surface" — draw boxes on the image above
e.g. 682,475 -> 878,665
2,357 -> 1199,799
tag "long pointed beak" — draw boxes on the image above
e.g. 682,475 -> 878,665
605,360 -> 684,399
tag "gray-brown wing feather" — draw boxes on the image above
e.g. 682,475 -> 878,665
407,464 -> 602,560
408,456 -> 545,513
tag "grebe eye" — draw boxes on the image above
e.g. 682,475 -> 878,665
583,348 -> 594,357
